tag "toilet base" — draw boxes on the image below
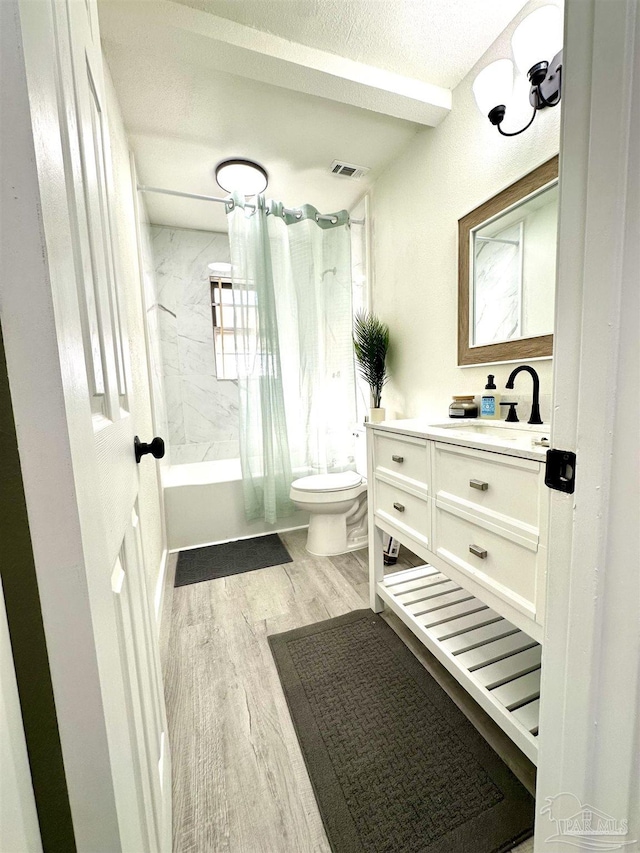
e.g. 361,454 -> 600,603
305,512 -> 367,557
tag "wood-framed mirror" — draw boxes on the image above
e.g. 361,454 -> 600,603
458,156 -> 559,366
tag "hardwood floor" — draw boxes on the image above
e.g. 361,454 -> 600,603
164,530 -> 535,853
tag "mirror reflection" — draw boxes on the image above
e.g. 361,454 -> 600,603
472,182 -> 558,347
458,156 -> 558,366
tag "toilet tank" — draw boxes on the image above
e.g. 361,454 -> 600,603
353,426 -> 367,477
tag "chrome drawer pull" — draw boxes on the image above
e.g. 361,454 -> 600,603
469,544 -> 488,559
393,502 -> 405,512
470,479 -> 489,491
392,454 -> 404,463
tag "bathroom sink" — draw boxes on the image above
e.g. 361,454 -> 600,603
435,423 -> 543,441
428,421 -> 550,453
368,419 -> 551,459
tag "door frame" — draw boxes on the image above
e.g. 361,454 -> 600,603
2,0 -> 170,848
536,0 -> 639,847
129,152 -> 170,625
2,0 -> 118,847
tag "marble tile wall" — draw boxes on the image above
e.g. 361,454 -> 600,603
473,224 -> 521,347
137,207 -> 169,460
150,225 -> 240,465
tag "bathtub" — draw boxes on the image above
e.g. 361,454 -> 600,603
163,459 -> 309,551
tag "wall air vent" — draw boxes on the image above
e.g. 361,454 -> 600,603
329,160 -> 370,180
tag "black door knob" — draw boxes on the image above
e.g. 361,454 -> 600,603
134,436 -> 165,464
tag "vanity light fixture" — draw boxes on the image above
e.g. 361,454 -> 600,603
473,5 -> 563,136
215,158 -> 268,196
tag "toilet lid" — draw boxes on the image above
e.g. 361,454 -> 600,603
292,472 -> 363,493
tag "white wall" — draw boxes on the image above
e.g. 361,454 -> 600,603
150,225 -> 240,464
370,0 -> 561,424
104,67 -> 166,595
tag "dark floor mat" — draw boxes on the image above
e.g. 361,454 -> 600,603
175,534 -> 292,587
269,609 -> 534,853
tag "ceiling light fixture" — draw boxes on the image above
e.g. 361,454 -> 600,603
473,5 -> 563,136
215,158 -> 268,196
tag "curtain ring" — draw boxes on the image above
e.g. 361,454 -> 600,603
226,198 -> 235,212
296,211 -> 302,220
332,216 -> 338,224
315,213 -> 320,222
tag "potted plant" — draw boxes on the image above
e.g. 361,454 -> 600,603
353,311 -> 390,423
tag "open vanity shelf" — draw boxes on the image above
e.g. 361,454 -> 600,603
378,563 -> 540,763
367,419 -> 549,765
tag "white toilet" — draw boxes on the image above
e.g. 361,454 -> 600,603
289,428 -> 368,556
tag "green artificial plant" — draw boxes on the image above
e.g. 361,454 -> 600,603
353,311 -> 390,409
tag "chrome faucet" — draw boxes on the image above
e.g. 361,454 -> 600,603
505,365 -> 543,425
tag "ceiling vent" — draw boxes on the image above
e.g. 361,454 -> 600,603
329,160 -> 370,180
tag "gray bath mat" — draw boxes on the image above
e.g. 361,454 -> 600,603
175,534 -> 292,587
269,609 -> 534,853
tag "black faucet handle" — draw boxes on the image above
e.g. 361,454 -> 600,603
500,401 -> 519,423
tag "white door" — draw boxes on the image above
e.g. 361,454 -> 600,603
0,579 -> 42,853
536,0 -> 640,848
8,0 -> 171,848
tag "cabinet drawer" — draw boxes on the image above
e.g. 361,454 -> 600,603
373,432 -> 429,496
374,478 -> 430,548
434,442 -> 540,528
434,505 -> 537,612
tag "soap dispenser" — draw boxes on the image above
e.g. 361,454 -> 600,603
481,375 -> 501,419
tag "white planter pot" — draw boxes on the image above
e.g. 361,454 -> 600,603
369,407 -> 386,424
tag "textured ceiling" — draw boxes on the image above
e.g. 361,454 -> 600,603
99,0 -> 528,232
171,0 -> 529,89
102,37 -> 421,231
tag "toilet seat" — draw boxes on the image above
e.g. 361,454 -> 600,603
290,472 -> 367,506
291,472 -> 363,493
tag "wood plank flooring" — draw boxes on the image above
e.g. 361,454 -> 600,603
164,530 -> 535,853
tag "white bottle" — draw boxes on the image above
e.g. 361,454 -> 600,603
480,374 -> 501,419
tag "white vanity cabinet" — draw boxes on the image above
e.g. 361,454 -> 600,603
372,431 -> 431,551
367,421 -> 549,763
432,442 -> 548,632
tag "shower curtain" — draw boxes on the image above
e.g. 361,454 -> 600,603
227,193 -> 357,523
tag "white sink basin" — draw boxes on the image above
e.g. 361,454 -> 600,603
368,418 -> 551,460
435,422 -> 545,440
429,421 -> 550,452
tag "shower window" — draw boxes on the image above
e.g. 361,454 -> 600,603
210,277 -> 258,380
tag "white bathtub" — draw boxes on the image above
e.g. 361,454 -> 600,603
163,459 -> 309,551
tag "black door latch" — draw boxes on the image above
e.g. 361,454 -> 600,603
545,448 -> 576,493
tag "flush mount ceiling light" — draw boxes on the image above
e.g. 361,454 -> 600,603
215,158 -> 268,196
473,5 -> 563,136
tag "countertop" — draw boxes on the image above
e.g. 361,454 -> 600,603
366,418 -> 550,462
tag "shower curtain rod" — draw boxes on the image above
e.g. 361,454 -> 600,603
137,184 -> 364,225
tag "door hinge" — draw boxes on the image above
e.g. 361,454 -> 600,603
545,448 -> 576,493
